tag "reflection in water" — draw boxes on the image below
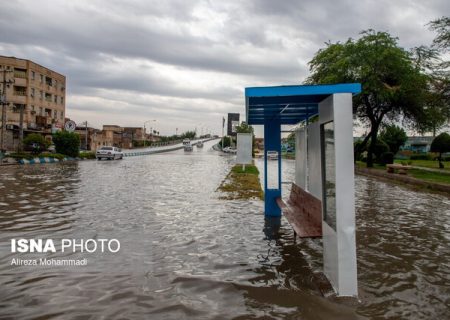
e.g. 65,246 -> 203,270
263,216 -> 282,240
0,144 -> 449,319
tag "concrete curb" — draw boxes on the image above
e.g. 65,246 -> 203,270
17,157 -> 91,165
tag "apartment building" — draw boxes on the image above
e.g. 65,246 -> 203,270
0,55 -> 66,150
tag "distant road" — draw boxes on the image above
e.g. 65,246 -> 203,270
122,138 -> 218,157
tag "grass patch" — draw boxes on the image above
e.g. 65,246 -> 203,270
355,161 -> 385,170
218,164 -> 263,200
38,153 -> 65,160
357,160 -> 450,185
409,169 -> 450,184
281,152 -> 295,160
231,165 -> 260,175
394,159 -> 450,171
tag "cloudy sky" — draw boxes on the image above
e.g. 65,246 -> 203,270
0,0 -> 448,136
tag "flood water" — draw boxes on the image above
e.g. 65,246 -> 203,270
0,139 -> 449,319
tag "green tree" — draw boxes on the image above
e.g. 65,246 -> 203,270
430,132 -> 450,168
378,124 -> 408,155
307,30 -> 428,167
429,16 -> 450,51
23,133 -> 50,154
180,130 -> 196,140
219,136 -> 231,148
235,122 -> 253,133
52,131 -> 80,157
410,45 -> 449,136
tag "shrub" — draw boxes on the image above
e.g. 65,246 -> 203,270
410,153 -> 432,160
38,153 -> 65,160
7,152 -> 34,160
219,136 -> 231,149
354,139 -> 366,161
52,131 -> 80,157
378,124 -> 407,155
373,139 -> 390,162
379,152 -> 394,165
430,132 -> 450,168
79,151 -> 96,159
23,133 -> 50,154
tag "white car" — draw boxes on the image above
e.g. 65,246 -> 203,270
267,150 -> 278,160
96,146 -> 123,160
223,147 -> 237,154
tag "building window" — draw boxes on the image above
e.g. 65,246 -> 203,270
31,105 -> 35,111
40,90 -> 44,99
53,110 -> 57,118
60,97 -> 64,104
39,107 -> 43,116
13,86 -> 27,96
54,95 -> 57,103
55,80 -> 58,89
31,88 -> 35,97
40,74 -> 43,83
60,111 -> 64,120
31,71 -> 35,80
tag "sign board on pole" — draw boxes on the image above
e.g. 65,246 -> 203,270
64,120 -> 76,132
236,133 -> 252,164
227,113 -> 240,136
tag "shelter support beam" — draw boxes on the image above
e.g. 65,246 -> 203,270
264,120 -> 281,217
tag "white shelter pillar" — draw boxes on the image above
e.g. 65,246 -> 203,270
295,128 -> 307,189
318,93 -> 357,296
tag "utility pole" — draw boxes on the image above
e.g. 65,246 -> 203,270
84,121 -> 88,150
221,117 -> 225,150
18,105 -> 24,152
1,69 -> 13,153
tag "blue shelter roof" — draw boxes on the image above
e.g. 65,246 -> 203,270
245,83 -> 361,125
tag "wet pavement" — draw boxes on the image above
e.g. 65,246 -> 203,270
0,140 -> 449,319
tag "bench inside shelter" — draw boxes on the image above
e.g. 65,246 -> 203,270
276,183 -> 322,238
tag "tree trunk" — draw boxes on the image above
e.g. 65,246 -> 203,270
355,131 -> 372,157
366,122 -> 380,168
439,152 -> 444,169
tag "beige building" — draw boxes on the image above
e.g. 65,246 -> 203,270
91,125 -> 124,150
89,125 -> 161,150
0,55 -> 66,150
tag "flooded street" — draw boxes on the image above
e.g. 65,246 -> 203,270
0,140 -> 449,319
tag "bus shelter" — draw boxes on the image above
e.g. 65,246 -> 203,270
245,83 -> 361,296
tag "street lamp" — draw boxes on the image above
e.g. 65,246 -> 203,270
143,119 -> 156,147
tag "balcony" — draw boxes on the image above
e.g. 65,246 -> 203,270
10,95 -> 26,104
14,69 -> 27,79
14,77 -> 26,86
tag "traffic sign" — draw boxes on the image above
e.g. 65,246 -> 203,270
64,120 -> 76,132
